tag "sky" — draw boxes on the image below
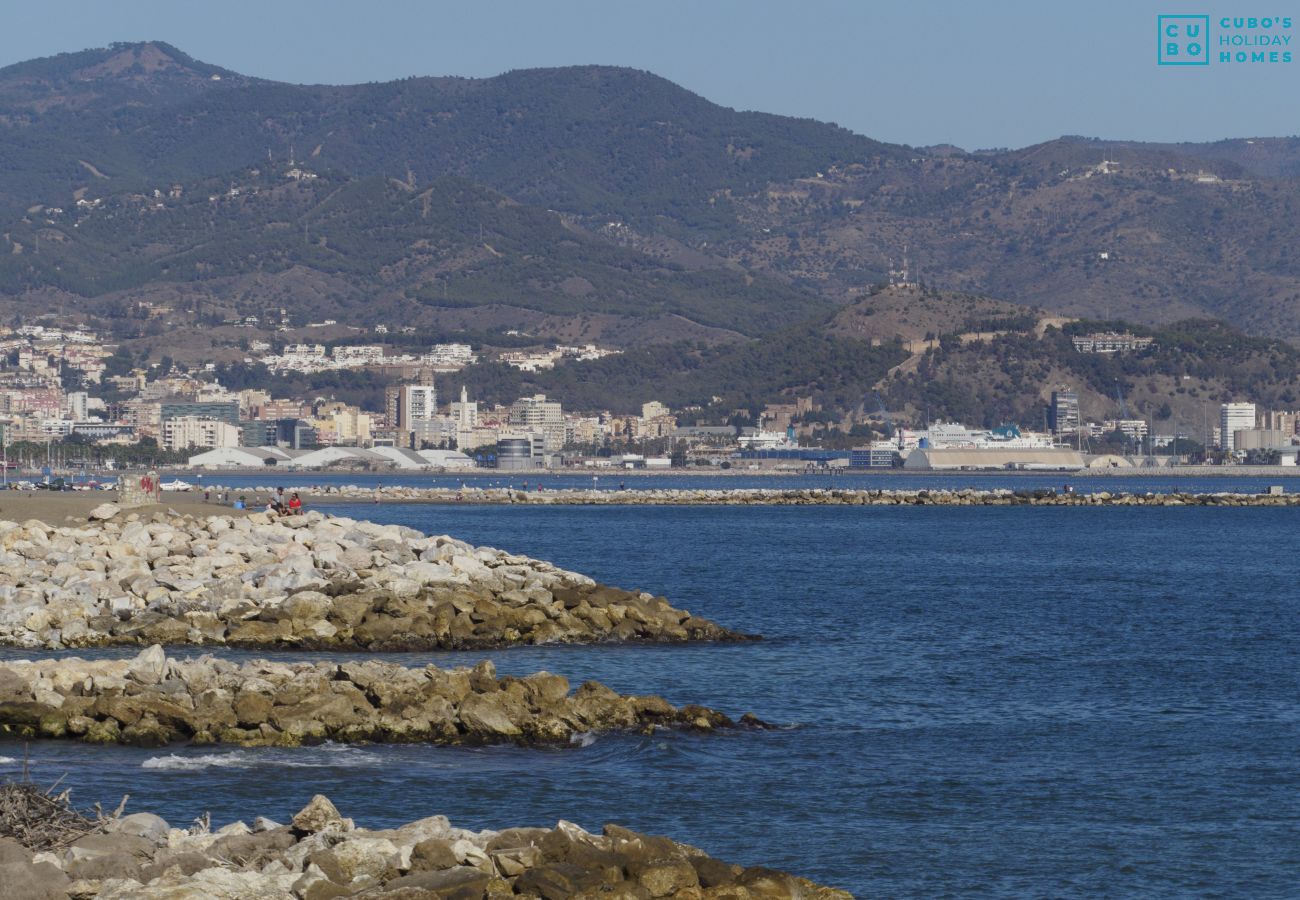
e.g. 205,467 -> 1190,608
0,0 -> 1296,149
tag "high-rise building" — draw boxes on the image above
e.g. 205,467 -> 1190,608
400,384 -> 438,425
1263,410 -> 1299,436
160,400 -> 240,427
1048,391 -> 1080,437
66,391 -> 89,422
1220,402 -> 1257,451
510,394 -> 565,452
162,417 -> 240,452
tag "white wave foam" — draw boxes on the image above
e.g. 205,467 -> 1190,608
569,732 -> 598,748
142,752 -> 254,771
0,756 -> 17,764
142,743 -> 381,772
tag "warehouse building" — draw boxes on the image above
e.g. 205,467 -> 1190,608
903,448 -> 1085,471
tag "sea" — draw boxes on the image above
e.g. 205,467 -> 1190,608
3,478 -> 1299,897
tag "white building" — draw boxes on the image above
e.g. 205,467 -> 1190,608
163,416 -> 241,452
510,394 -> 565,452
1220,402 -> 1257,452
66,391 -> 89,421
1102,419 -> 1149,441
642,401 -> 670,420
425,343 -> 476,370
283,344 -> 326,359
400,384 -> 438,425
333,345 -> 386,366
1071,333 -> 1155,354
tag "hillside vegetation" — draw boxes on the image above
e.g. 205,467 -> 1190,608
0,171 -> 829,336
881,318 -> 1300,428
0,41 -> 1296,425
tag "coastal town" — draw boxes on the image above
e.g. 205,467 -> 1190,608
0,321 -> 1297,476
0,10 -> 1295,899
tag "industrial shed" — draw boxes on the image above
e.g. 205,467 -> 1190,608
188,446 -> 475,470
903,448 -> 1085,471
186,447 -> 299,469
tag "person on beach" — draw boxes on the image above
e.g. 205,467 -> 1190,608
203,489 -> 210,503
288,492 -> 303,515
233,496 -> 246,510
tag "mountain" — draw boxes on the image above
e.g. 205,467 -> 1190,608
0,168 -> 829,340
722,137 -> 1300,342
0,42 -> 904,235
0,40 -> 1298,422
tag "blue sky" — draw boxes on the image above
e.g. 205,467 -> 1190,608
0,0 -> 1295,149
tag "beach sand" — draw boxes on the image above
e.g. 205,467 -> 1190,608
0,490 -> 254,525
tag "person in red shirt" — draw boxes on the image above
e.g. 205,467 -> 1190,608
287,492 -> 303,515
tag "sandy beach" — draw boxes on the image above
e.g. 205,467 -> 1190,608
0,490 -> 250,525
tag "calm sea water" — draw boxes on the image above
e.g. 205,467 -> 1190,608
5,503 -> 1300,897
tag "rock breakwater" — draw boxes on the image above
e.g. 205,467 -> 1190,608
0,790 -> 850,898
0,509 -> 749,650
0,647 -> 759,747
223,484 -> 1300,507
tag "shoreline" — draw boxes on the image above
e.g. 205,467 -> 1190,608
216,485 -> 1300,508
0,507 -> 749,652
0,787 -> 851,898
0,646 -> 755,748
0,502 -> 844,897
2,488 -> 1298,522
161,464 -> 1300,478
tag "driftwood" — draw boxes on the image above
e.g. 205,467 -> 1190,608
0,750 -> 122,851
0,781 -> 104,850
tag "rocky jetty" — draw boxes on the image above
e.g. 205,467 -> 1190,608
0,647 -> 758,748
0,509 -> 749,651
220,483 -> 1300,507
0,790 -> 851,898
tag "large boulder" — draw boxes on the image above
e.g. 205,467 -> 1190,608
107,812 -> 170,843
312,836 -> 401,883
125,645 -> 167,685
457,693 -> 521,738
0,860 -> 71,900
88,502 -> 120,521
291,795 -> 350,836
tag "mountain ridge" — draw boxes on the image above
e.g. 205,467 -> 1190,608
3,41 -> 1300,348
